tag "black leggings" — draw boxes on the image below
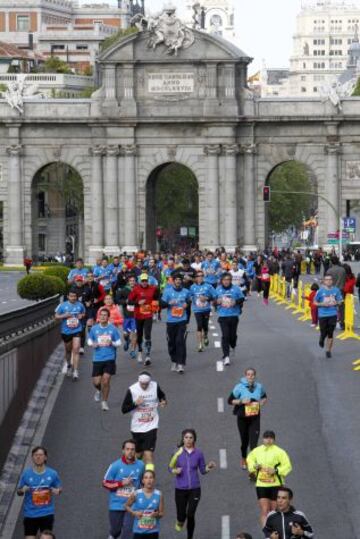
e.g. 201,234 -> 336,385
136,318 -> 153,351
194,312 -> 210,333
262,281 -> 270,300
218,316 -> 239,357
167,322 -> 187,365
175,488 -> 201,539
237,415 -> 260,458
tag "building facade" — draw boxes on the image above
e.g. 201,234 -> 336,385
289,0 -> 360,96
185,0 -> 236,45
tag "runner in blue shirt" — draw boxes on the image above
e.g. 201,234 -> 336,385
17,446 -> 61,538
314,274 -> 343,358
55,290 -> 85,380
190,271 -> 215,352
103,439 -> 145,539
214,272 -> 245,366
125,470 -> 164,539
201,252 -> 220,287
161,274 -> 191,374
88,309 -> 121,411
67,257 -> 89,285
93,258 -> 113,292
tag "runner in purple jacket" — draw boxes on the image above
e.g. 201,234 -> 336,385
168,429 -> 216,539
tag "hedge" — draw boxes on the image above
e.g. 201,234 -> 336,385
43,265 -> 69,284
17,274 -> 65,300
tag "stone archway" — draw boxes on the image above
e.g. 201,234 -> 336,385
145,162 -> 199,252
31,162 -> 84,261
264,160 -> 318,249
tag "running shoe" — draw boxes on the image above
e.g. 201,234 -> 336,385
223,357 -> 230,366
61,361 -> 68,374
319,337 -> 325,348
129,350 -> 136,360
326,351 -> 332,358
177,365 -> 185,374
144,357 -> 152,366
171,363 -> 178,372
198,345 -> 203,353
137,352 -> 143,364
72,369 -> 79,381
241,458 -> 247,470
66,364 -> 72,377
204,335 -> 209,346
94,390 -> 101,402
175,522 -> 184,532
79,347 -> 85,355
101,401 -> 109,411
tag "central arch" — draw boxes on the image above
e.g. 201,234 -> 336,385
146,162 -> 199,252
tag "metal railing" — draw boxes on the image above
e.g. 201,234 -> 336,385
0,295 -> 59,343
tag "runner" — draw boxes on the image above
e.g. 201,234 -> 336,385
201,251 -> 220,288
160,273 -> 191,373
263,487 -> 314,538
168,429 -> 216,539
229,260 -> 249,297
314,274 -> 343,358
55,289 -> 85,380
125,470 -> 164,539
17,446 -> 62,539
96,294 -> 123,329
228,368 -> 267,469
87,308 -> 121,411
103,439 -> 145,539
121,372 -> 167,471
247,430 -> 292,526
82,271 -> 106,328
67,257 -> 89,285
69,276 -> 88,354
93,257 -> 113,293
39,532 -> 56,539
214,272 -> 245,366
173,259 -> 196,324
189,271 -> 215,352
128,274 -> 159,366
117,275 -> 138,359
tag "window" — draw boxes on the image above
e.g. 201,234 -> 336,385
313,87 -> 318,92
52,44 -> 65,50
313,62 -> 325,69
38,233 -> 46,251
16,15 -> 30,31
313,39 -> 325,45
313,50 -> 325,56
301,75 -> 306,81
330,50 -> 342,56
93,19 -> 103,24
303,62 -> 306,68
314,74 -> 324,81
38,192 -> 45,218
210,14 -> 223,35
330,38 -> 342,45
76,44 -> 88,50
301,87 -> 307,92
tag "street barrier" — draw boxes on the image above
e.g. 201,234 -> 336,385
298,284 -> 312,322
337,294 -> 360,341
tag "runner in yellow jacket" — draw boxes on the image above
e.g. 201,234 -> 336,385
247,430 -> 292,527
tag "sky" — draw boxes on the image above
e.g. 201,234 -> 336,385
147,0 -> 303,73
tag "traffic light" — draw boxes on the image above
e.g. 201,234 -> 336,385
263,186 -> 271,202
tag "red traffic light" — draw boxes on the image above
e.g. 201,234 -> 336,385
263,186 -> 271,202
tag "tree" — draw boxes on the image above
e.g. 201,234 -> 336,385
268,161 -> 315,234
40,57 -> 72,74
100,27 -> 138,51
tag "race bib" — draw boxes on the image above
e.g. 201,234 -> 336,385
196,297 -> 208,308
66,317 -> 79,328
32,489 -> 51,506
127,305 -> 135,312
245,402 -> 260,417
323,295 -> 336,306
139,406 -> 155,423
262,273 -> 270,280
171,306 -> 184,317
139,304 -> 152,315
98,334 -> 111,346
258,469 -> 276,484
116,486 -> 135,498
139,512 -> 156,530
100,279 -> 109,287
221,296 -> 234,308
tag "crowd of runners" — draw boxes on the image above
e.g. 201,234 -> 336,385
16,246 -> 354,538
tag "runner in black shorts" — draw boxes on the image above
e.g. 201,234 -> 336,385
132,429 -> 158,454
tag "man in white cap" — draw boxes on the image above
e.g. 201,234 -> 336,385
121,372 -> 167,471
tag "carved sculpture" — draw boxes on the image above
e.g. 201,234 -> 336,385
0,74 -> 46,115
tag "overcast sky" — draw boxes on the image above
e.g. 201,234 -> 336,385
147,0 -> 303,73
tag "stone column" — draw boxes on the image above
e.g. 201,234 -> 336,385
104,145 -> 120,255
88,145 -> 104,262
122,144 -> 139,253
324,143 -> 341,240
222,144 -> 239,251
241,143 -> 257,252
203,145 -> 221,248
6,144 -> 24,265
104,64 -> 116,100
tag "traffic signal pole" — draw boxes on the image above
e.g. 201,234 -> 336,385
269,190 -> 343,260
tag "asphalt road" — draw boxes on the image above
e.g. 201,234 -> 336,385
11,292 -> 360,538
0,272 -> 34,314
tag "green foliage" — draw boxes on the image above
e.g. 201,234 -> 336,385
268,161 -> 315,234
0,83 -> 7,93
155,163 -> 198,230
40,56 -> 72,74
43,265 -> 69,284
352,77 -> 360,96
17,274 -> 64,300
78,86 -> 98,98
81,65 -> 93,76
100,27 -> 138,51
37,163 -> 84,213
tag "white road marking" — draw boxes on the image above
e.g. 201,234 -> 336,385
216,361 -> 224,372
210,325 -> 216,329
212,332 -> 219,337
2,301 -> 7,303
221,515 -> 230,539
217,397 -> 224,413
214,341 -> 221,348
219,449 -> 227,469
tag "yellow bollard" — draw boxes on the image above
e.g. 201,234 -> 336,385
293,280 -> 305,315
299,284 -> 312,322
337,294 -> 360,341
285,279 -> 297,310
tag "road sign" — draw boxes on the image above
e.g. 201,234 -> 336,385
328,238 -> 339,245
343,217 -> 356,232
180,227 -> 188,236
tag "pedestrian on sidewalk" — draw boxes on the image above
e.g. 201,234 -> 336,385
121,372 -> 167,471
169,429 -> 216,539
87,308 -> 121,411
314,274 -> 343,358
228,368 -> 267,470
103,439 -> 145,539
263,487 -> 314,538
17,446 -> 62,539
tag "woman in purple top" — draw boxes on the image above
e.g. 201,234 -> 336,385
168,429 -> 216,539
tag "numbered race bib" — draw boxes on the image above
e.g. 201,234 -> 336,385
244,402 -> 260,417
139,406 -> 155,423
139,511 -> 156,530
323,295 -> 336,306
127,305 -> 135,312
66,317 -> 79,329
171,306 -> 184,318
262,273 -> 270,280
100,279 -> 109,287
139,304 -> 152,315
32,489 -> 51,506
221,296 -> 233,308
98,334 -> 111,347
196,297 -> 208,308
258,469 -> 276,484
116,486 -> 135,498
